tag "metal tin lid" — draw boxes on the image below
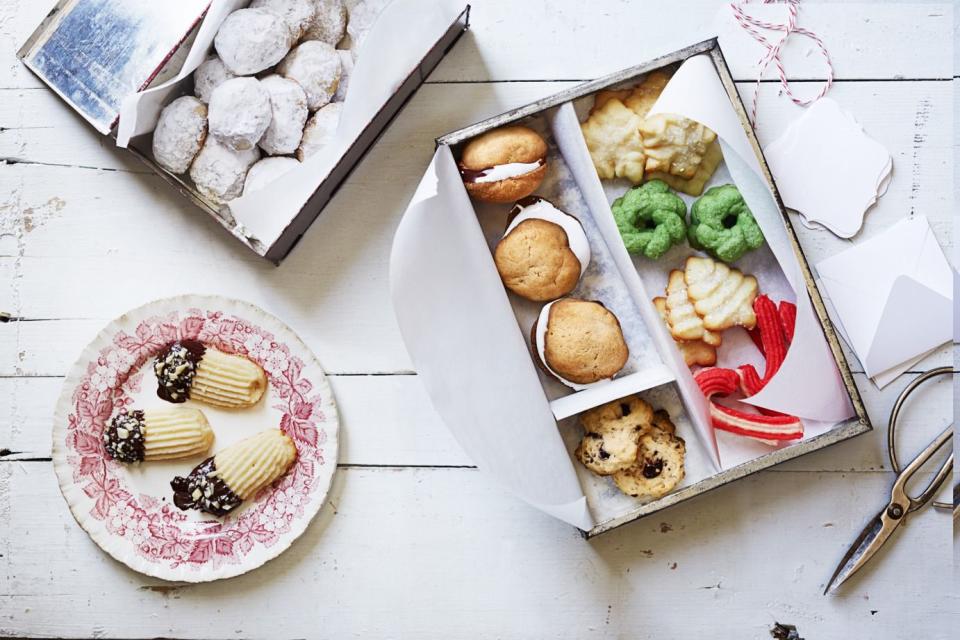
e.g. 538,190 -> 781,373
18,0 -> 211,134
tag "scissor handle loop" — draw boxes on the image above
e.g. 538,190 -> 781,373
887,367 -> 956,511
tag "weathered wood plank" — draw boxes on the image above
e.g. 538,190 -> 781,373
1,1 -> 953,91
2,371 -> 953,477
0,462 -> 954,639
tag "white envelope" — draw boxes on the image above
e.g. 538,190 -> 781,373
816,216 -> 953,378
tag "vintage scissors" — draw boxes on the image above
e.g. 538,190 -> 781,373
824,367 -> 955,595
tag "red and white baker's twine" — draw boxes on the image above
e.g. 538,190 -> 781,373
730,0 -> 834,126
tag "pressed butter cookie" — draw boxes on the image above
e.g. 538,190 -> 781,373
458,126 -> 548,203
684,256 -> 758,330
494,197 -> 590,302
532,298 -> 629,388
653,297 -> 717,367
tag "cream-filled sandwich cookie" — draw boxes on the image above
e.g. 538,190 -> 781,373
531,298 -> 629,389
458,125 -> 547,203
171,429 -> 297,516
494,196 -> 591,302
154,340 -> 267,409
103,407 -> 214,464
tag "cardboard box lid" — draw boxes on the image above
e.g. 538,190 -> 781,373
19,0 -> 211,134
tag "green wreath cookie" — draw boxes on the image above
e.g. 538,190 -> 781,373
688,184 -> 765,263
611,180 -> 687,259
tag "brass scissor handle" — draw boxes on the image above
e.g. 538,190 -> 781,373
887,367 -> 955,511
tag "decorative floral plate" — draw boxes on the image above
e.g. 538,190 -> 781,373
52,295 -> 339,582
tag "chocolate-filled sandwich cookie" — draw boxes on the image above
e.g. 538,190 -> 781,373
531,297 -> 629,389
458,125 -> 547,203
494,197 -> 591,302
171,429 -> 297,517
154,341 -> 267,408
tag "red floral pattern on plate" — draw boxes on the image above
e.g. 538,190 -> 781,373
63,308 -> 329,571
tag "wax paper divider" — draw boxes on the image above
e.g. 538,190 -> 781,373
644,54 -> 853,424
389,145 -> 593,531
550,101 -> 721,470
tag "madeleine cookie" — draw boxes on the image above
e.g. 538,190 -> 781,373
653,297 -> 716,367
214,8 -> 294,76
532,298 -> 629,389
664,270 -> 721,346
171,429 -> 297,516
103,407 -> 213,463
684,256 -> 758,330
494,197 -> 590,301
458,125 -> 547,203
575,396 -> 655,476
154,340 -> 267,408
152,96 -> 207,175
613,430 -> 685,499
580,98 -> 646,184
639,113 -> 718,179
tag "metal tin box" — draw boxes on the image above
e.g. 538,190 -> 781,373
19,0 -> 470,263
391,38 -> 871,537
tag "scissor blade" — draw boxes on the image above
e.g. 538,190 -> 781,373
823,507 -> 901,595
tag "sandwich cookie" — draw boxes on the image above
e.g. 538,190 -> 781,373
494,197 -> 591,302
458,125 -> 547,203
531,298 -> 629,390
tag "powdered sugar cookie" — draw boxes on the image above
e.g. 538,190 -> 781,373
302,0 -> 347,45
332,50 -> 353,102
259,75 -> 309,155
208,78 -> 272,152
214,8 -> 294,76
277,41 -> 342,110
250,0 -> 316,40
193,56 -> 235,104
244,156 -> 300,195
190,138 -> 260,205
152,96 -> 207,175
346,0 -> 390,55
296,102 -> 342,160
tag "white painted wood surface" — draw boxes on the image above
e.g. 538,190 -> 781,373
0,1 -> 956,638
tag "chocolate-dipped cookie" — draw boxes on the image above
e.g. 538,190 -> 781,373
103,407 -> 213,464
458,125 -> 547,203
531,298 -> 629,389
494,197 -> 591,302
154,341 -> 267,408
171,429 -> 297,516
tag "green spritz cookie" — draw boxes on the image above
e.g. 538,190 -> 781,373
688,184 -> 765,263
611,180 -> 687,259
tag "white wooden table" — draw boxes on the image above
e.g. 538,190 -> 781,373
1,1 -> 956,637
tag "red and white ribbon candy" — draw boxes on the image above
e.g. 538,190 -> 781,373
729,0 -> 835,126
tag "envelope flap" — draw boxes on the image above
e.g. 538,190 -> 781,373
389,146 -> 592,530
863,274 -> 953,376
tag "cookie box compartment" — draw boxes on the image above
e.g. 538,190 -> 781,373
390,38 -> 871,537
19,0 -> 470,263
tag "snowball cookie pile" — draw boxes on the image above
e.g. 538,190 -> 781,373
150,0 -> 385,206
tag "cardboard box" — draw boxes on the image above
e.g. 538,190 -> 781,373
20,0 -> 470,263
390,38 -> 871,537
